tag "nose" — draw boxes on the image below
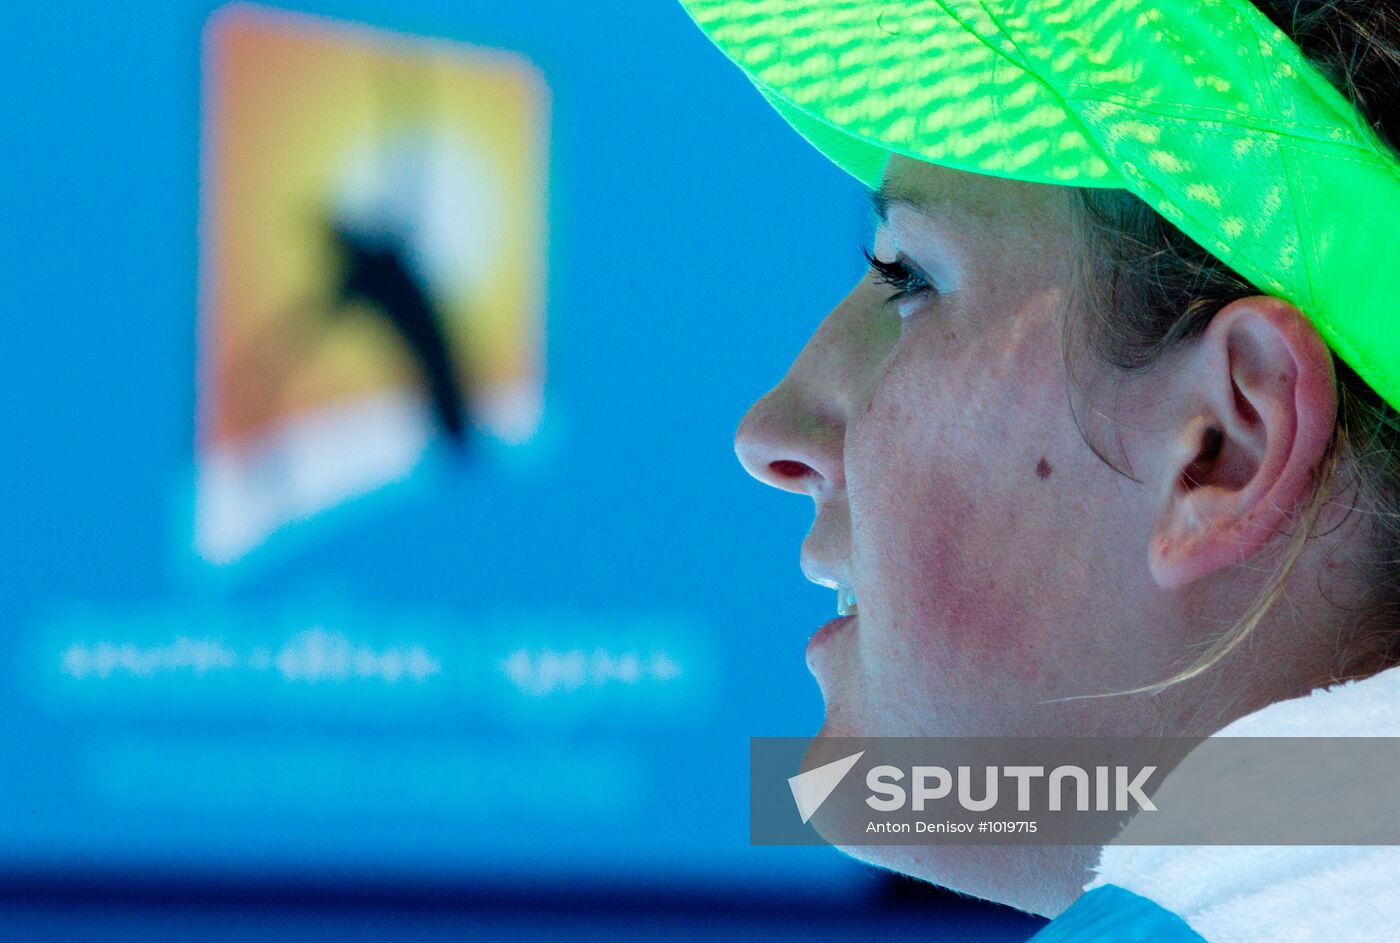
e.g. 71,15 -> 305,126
734,280 -> 881,498
734,383 -> 845,497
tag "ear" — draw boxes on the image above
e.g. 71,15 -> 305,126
1148,296 -> 1337,589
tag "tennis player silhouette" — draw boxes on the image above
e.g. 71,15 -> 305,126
323,217 -> 472,448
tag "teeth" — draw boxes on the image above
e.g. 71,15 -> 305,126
837,587 -> 858,617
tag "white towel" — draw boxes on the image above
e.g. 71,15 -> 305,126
1085,663 -> 1400,943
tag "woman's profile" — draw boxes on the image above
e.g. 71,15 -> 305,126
679,0 -> 1400,937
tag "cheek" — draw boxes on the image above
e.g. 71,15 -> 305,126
847,309 -> 1081,689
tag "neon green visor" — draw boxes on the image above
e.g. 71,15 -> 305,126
677,0 -> 1400,412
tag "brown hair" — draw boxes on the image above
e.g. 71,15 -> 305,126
1070,0 -> 1400,693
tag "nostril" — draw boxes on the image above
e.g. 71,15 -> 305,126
769,459 -> 811,480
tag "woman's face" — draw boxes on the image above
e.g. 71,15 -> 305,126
732,154 -> 1232,911
732,153 -> 1355,915
736,155 -> 1214,745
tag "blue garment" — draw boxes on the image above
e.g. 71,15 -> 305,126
1028,886 -> 1208,942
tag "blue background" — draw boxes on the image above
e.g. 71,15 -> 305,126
0,1 -> 1045,938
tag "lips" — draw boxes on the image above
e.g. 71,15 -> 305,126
807,613 -> 856,655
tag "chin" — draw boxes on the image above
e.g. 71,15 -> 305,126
808,703 -> 858,743
810,696 -> 899,740
800,709 -> 1090,918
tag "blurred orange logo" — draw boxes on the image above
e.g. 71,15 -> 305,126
196,4 -> 549,564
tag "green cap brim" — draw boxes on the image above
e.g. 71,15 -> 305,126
680,0 -> 1400,413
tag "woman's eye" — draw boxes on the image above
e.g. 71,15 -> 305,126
860,244 -> 937,311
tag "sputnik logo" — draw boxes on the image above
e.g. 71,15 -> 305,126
787,751 -> 865,824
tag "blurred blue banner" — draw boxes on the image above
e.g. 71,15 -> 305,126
0,1 -> 1043,939
0,0 -> 875,895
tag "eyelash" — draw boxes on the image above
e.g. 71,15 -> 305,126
861,244 -> 936,307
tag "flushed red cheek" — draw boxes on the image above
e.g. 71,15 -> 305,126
856,458 -> 1025,656
848,318 -> 1073,677
855,421 -> 1068,695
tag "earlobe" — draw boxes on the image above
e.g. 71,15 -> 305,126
1147,296 -> 1336,589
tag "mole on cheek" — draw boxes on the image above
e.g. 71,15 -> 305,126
1035,457 -> 1053,480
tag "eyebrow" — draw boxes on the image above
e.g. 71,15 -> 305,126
869,182 -> 941,224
